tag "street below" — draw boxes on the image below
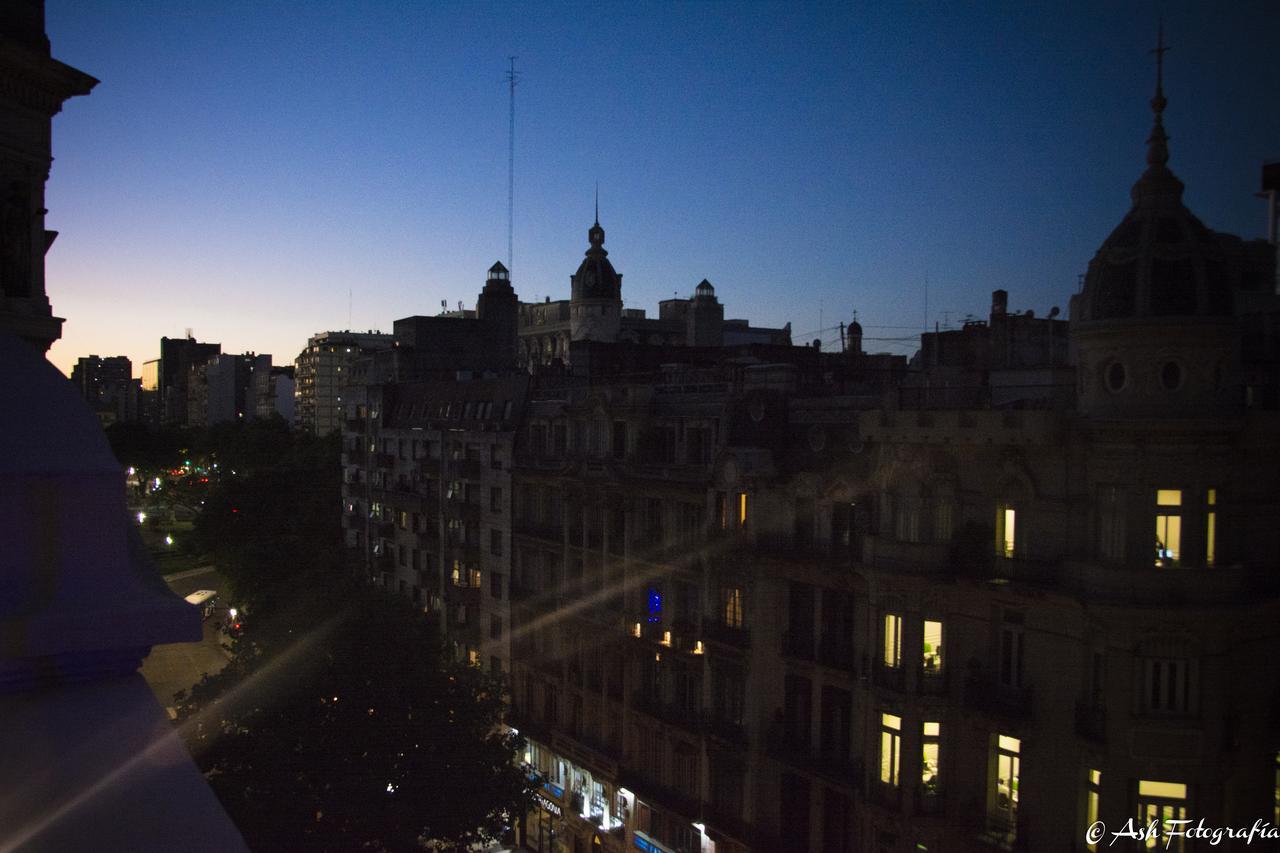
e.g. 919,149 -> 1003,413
140,564 -> 233,718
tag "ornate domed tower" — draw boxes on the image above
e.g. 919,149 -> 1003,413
1069,29 -> 1241,419
569,215 -> 622,342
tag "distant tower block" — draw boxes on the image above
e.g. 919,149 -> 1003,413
569,217 -> 622,343
686,279 -> 724,347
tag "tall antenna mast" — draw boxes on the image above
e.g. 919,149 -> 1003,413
506,57 -> 519,271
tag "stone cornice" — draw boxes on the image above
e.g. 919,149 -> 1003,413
0,37 -> 97,116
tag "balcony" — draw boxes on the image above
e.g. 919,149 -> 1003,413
781,631 -> 816,662
863,535 -> 950,575
513,519 -> 562,544
965,677 -> 1034,720
342,448 -> 366,465
374,452 -> 396,468
444,499 -> 481,523
916,786 -> 946,817
702,712 -> 748,746
765,721 -> 814,766
418,457 -> 440,476
918,666 -> 949,696
870,781 -> 902,811
631,691 -> 703,736
872,661 -> 906,693
617,769 -> 700,824
373,520 -> 395,539
817,637 -> 857,674
450,458 -> 483,480
445,584 -> 481,607
1074,702 -> 1106,743
702,620 -> 750,650
344,417 -> 364,432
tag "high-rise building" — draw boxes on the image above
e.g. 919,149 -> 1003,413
69,354 -> 138,424
159,335 -> 220,424
294,330 -> 394,436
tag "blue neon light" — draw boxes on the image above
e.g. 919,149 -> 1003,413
647,587 -> 662,622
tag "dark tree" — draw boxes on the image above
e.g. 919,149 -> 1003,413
190,430 -> 341,611
177,582 -> 531,851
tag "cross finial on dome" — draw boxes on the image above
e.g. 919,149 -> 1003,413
1146,20 -> 1170,170
594,182 -> 599,227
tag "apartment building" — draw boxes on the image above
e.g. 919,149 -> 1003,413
295,330 -> 395,436
343,78 -> 1279,850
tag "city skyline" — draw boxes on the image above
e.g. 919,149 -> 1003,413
43,0 -> 1279,378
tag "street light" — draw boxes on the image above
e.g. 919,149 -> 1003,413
137,511 -> 146,524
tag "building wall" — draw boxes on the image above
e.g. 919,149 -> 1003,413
294,331 -> 394,436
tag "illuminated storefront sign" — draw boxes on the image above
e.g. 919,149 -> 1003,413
536,794 -> 563,817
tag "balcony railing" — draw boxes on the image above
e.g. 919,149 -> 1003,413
817,637 -> 857,673
631,691 -> 703,736
965,676 -> 1034,719
702,712 -> 748,746
702,620 -> 750,649
445,584 -> 481,607
1074,702 -> 1106,743
918,666 -> 949,696
872,661 -> 906,693
449,458 -> 483,480
781,631 -> 816,661
513,519 -> 562,543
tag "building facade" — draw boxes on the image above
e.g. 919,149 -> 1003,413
294,330 -> 394,436
159,334 -> 220,425
69,353 -> 139,424
342,64 -> 1279,852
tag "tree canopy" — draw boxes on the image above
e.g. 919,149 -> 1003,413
169,422 -> 531,850
177,580 -> 530,852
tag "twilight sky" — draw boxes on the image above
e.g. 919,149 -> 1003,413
43,1 -> 1279,378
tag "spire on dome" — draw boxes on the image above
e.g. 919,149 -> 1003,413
1146,20 -> 1171,171
1130,22 -> 1183,206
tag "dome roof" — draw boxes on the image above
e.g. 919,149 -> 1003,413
1075,41 -> 1233,324
571,219 -> 621,301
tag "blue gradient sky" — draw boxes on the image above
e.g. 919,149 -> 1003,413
43,1 -> 1279,377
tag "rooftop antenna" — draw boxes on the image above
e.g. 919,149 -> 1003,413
506,57 -> 519,271
594,182 -> 599,224
922,271 -> 929,334
348,287 -> 352,330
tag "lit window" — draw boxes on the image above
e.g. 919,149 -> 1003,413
1137,780 -> 1187,852
722,587 -> 744,629
923,620 -> 943,672
922,722 -> 941,794
1155,489 -> 1182,568
882,613 -> 902,668
996,504 -> 1017,558
991,734 -> 1020,837
879,713 -> 901,787
1086,769 -> 1101,852
1205,489 -> 1216,567
737,492 -> 749,530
